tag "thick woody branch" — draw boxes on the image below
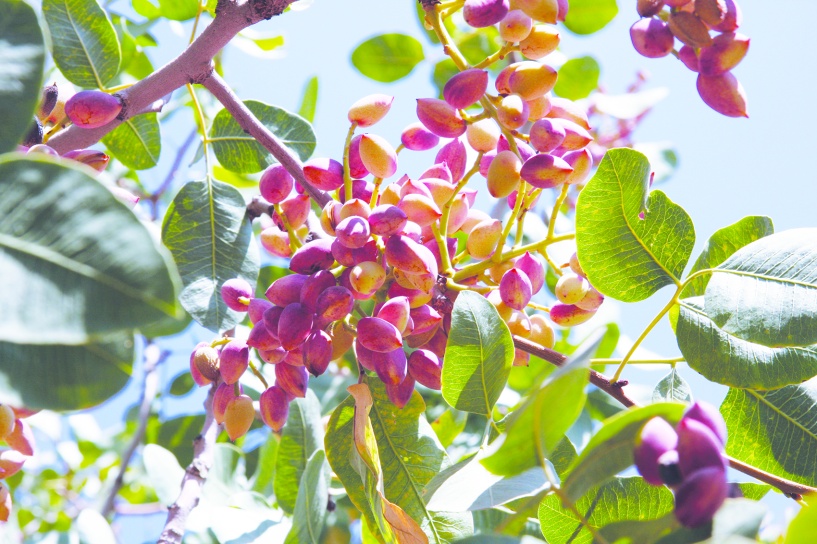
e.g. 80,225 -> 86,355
200,71 -> 331,207
156,384 -> 219,544
47,0 -> 297,154
511,335 -> 817,500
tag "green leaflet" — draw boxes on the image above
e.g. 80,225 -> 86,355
351,33 -> 424,83
102,113 -> 161,170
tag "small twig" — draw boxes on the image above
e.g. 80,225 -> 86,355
511,335 -> 817,499
156,384 -> 220,544
200,71 -> 331,208
100,342 -> 166,518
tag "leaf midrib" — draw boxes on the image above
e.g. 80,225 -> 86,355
711,268 -> 817,291
62,0 -> 105,89
747,389 -> 817,444
125,119 -> 159,164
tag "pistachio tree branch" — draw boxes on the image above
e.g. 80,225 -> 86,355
47,0 -> 297,154
156,384 -> 219,544
199,71 -> 331,207
511,335 -> 817,500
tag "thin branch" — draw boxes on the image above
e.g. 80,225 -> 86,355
199,71 -> 331,207
156,384 -> 220,544
101,341 -> 166,518
511,335 -> 817,499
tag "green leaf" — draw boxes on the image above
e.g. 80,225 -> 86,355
0,0 -> 45,154
564,0 -> 619,35
168,372 -> 195,396
325,382 -> 472,543
142,443 -> 186,505
651,368 -> 692,403
539,477 -> 675,544
351,33 -> 424,83
0,332 -> 133,411
562,403 -> 686,505
251,434 -> 278,495
481,354 -> 589,477
255,265 -> 289,298
42,0 -> 121,88
161,178 -> 259,333
158,0 -> 199,21
710,499 -> 767,542
576,148 -> 695,302
132,0 -> 161,19
298,76 -> 319,123
430,409 -> 467,448
598,513 -> 679,544
684,216 -> 774,298
442,291 -> 515,415
721,380 -> 817,487
457,27 -> 501,66
210,100 -> 315,174
704,228 -> 817,347
0,156 -> 180,344
554,56 -> 600,100
285,450 -> 330,544
454,538 -> 544,544
274,390 -> 324,514
785,494 -> 817,544
146,413 -> 205,466
102,113 -> 161,170
677,297 -> 817,390
432,58 -> 459,98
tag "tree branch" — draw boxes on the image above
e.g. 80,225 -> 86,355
156,384 -> 220,544
199,71 -> 331,207
101,341 -> 166,519
511,335 -> 817,499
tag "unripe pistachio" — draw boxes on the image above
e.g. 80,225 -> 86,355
189,342 -> 212,386
519,24 -> 560,59
673,467 -> 728,527
575,287 -> 605,311
422,178 -> 457,208
339,178 -> 374,204
193,345 -> 220,382
349,261 -> 387,296
696,72 -> 748,117
529,313 -> 555,348
260,226 -> 291,258
486,289 -> 514,322
546,97 -> 591,129
448,194 -> 470,234
266,274 -> 307,306
358,317 -> 403,353
335,216 -> 371,249
500,269 -> 533,310
304,329 -> 333,376
65,90 -> 122,128
219,340 -> 250,384
637,0 -> 665,17
401,122 -> 440,151
385,373 -> 415,408
260,164 -> 294,204
683,401 -> 727,445
516,252 -> 545,294
496,94 -> 530,130
495,64 -> 515,95
526,95 -> 552,121
466,218 -> 503,260
378,296 -> 412,333
464,0 -> 510,28
634,417 -> 679,485
400,177 -> 434,200
420,162 -> 454,184
369,204 -> 408,236
461,208 -> 492,235
555,273 -> 591,304
631,18 -> 675,58
0,405 -> 15,440
678,45 -> 700,71
408,349 -> 442,390
443,68 -> 489,109
513,348 -> 531,366
497,134 -> 536,161
348,94 -> 394,127
398,193 -> 442,227
509,62 -> 558,100
562,148 -> 594,185
709,0 -> 740,32
668,11 -> 713,48
348,135 -> 370,179
435,138 -> 467,182
424,329 -> 448,358
303,157 -> 344,191
507,309 -> 532,337
388,283 -> 433,309
416,98 -> 467,138
213,382 -> 239,424
276,362 -> 309,398
568,252 -> 585,277
340,198 -> 371,220
698,32 -> 749,76
359,133 -> 398,178
549,303 -> 596,326
223,395 -> 254,441
500,9 -> 533,42
278,194 -> 311,229
385,235 -> 435,275
520,153 -> 573,189
556,0 -> 568,20
278,303 -> 314,351
260,385 -> 290,431
529,118 -> 566,153
510,0 -> 558,23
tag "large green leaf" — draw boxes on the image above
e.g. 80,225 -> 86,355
161,178 -> 259,333
554,56 -> 600,101
785,495 -> 817,544
210,100 -> 315,174
561,403 -> 686,505
539,477 -> 675,544
0,0 -> 45,153
576,148 -> 695,302
677,297 -> 817,390
285,450 -> 329,544
703,228 -> 817,347
481,354 -> 589,477
274,390 -> 324,514
721,380 -> 817,487
158,0 -> 199,21
351,33 -> 425,83
0,332 -> 133,410
564,0 -> 619,35
442,291 -> 514,415
0,156 -> 181,344
102,113 -> 161,170
325,382 -> 472,543
42,0 -> 121,88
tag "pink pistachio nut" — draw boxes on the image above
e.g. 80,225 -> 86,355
634,417 -> 679,486
260,385 -> 291,431
302,157 -> 344,191
359,133 -> 398,178
372,348 -> 409,386
219,340 -> 250,385
65,90 -> 122,129
266,274 -> 308,307
416,98 -> 467,138
408,349 -> 443,390
347,93 -> 394,127
275,361 -> 309,398
443,69 -> 489,109
221,278 -> 252,312
277,303 -> 314,351
401,122 -> 440,151
696,72 -> 748,118
289,239 -> 335,275
463,0 -> 510,28
260,164 -> 294,204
